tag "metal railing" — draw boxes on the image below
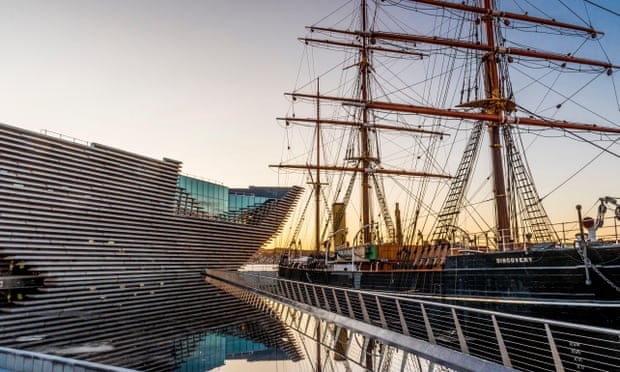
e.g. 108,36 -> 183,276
208,282 -> 462,372
0,347 -> 136,372
206,269 -> 620,372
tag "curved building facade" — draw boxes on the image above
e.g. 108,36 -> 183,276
0,123 -> 302,370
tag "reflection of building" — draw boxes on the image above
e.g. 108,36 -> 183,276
174,331 -> 293,371
0,123 -> 303,370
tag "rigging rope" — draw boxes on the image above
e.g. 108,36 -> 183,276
584,0 -> 620,17
511,64 -> 619,127
517,105 -> 620,201
558,0 -> 590,27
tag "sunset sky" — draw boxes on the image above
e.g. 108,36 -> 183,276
0,0 -> 334,186
0,0 -> 618,226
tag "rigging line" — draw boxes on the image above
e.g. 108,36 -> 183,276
421,4 -> 467,186
511,64 -> 619,127
415,6 -> 467,232
556,65 -> 606,110
540,132 -> 620,200
377,0 -> 420,36
583,0 -> 595,36
591,33 -> 615,78
518,104 -> 620,157
522,0 -> 554,21
539,138 -> 613,201
310,1 -> 352,28
565,129 -> 620,159
558,0 -> 590,28
386,174 -> 440,241
373,58 -> 469,108
584,0 -> 620,17
581,2 -> 620,111
613,72 -> 620,111
569,37 -> 595,64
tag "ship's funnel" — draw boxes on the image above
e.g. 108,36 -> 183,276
395,202 -> 403,245
332,202 -> 347,247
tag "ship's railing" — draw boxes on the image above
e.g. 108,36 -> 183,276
446,213 -> 619,252
206,269 -> 620,372
553,214 -> 619,247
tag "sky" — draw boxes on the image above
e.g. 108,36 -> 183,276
0,0 -> 618,228
0,0 -> 334,187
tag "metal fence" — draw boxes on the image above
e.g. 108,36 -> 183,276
206,269 -> 620,372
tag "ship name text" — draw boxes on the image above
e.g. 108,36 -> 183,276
496,257 -> 533,264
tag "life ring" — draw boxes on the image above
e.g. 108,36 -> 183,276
583,217 -> 595,229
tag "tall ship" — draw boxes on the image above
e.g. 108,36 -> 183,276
0,123 -> 303,370
275,0 -> 620,328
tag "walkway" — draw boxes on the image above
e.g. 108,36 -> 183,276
205,269 -> 620,372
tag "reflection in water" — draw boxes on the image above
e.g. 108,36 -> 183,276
174,331 -> 291,371
9,268 -> 451,371
207,273 -> 452,372
162,283 -> 303,371
8,279 -> 303,371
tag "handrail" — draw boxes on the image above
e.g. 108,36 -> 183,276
0,347 -> 136,372
206,269 -> 620,372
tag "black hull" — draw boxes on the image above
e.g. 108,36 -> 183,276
279,246 -> 620,328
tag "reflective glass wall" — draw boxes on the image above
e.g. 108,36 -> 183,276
178,175 -> 229,217
177,177 -> 290,218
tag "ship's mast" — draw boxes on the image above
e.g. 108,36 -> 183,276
360,0 -> 371,245
482,0 -> 511,248
360,5 -> 375,366
314,79 -> 322,372
315,79 -> 321,255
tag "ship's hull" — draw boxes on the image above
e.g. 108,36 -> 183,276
278,245 -> 620,328
0,123 -> 303,370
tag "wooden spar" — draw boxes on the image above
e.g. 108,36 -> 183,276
374,31 -> 618,70
269,164 -> 451,179
309,26 -> 619,70
277,116 -> 447,136
408,0 -> 603,36
300,37 -> 426,58
287,92 -> 620,134
368,101 -> 620,134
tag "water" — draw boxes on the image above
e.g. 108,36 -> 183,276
166,274 -> 373,371
8,268 -> 438,371
189,275 -> 442,372
174,332 -> 300,371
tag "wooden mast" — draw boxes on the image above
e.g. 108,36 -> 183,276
482,0 -> 511,248
360,0 -> 371,245
315,78 -> 321,256
314,79 -> 322,372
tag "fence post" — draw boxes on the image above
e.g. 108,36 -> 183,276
491,315 -> 512,367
